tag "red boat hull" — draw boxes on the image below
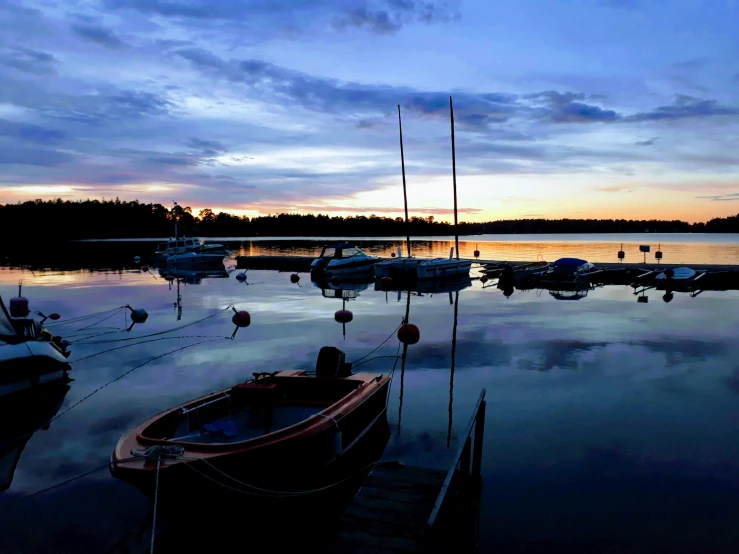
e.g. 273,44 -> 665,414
110,370 -> 391,509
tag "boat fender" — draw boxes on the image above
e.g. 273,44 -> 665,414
10,282 -> 29,318
127,306 -> 149,323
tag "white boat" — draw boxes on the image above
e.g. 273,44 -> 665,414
155,237 -> 230,263
373,247 -> 471,280
654,266 -> 705,291
0,298 -> 71,399
310,243 -> 379,277
165,251 -> 227,269
655,266 -> 696,282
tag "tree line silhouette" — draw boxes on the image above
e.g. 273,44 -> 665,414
1,198 -> 738,247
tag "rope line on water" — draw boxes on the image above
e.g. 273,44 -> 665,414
349,319 -> 403,365
68,335 -> 232,364
73,308 -> 126,332
73,306 -> 233,345
44,307 -> 126,327
351,355 -> 401,371
51,338 -> 224,422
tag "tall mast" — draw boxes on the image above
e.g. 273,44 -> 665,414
173,201 -> 178,240
398,105 -> 411,258
450,96 -> 459,259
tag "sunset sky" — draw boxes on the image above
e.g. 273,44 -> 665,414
1,0 -> 738,223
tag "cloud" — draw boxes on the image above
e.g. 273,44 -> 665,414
104,0 -> 460,36
70,23 -> 128,49
597,185 -> 635,193
0,45 -> 59,75
527,91 -> 621,123
0,144 -> 75,166
635,137 -> 658,146
184,137 -> 230,156
0,119 -> 66,143
694,193 -> 739,201
627,95 -> 739,122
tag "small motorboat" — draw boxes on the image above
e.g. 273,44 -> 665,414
654,266 -> 706,291
110,347 -> 391,507
0,297 -> 71,399
539,257 -> 602,283
165,251 -> 228,269
310,243 -> 379,277
156,237 -> 231,264
374,247 -> 472,281
157,266 -> 229,285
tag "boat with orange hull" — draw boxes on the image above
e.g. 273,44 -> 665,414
109,348 -> 391,509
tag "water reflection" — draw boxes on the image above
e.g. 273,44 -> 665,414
0,384 -> 69,492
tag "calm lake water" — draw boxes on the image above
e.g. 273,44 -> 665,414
1,238 -> 739,553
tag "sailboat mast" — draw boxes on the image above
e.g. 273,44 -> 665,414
398,105 -> 411,258
450,96 -> 459,259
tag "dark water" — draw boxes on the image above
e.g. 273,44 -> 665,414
1,244 -> 739,553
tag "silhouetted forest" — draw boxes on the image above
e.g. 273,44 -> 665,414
1,199 -> 738,247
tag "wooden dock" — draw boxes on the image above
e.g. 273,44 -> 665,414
235,255 -> 739,274
330,389 -> 487,554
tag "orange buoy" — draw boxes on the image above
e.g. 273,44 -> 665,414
141,265 -> 149,272
479,275 -> 488,284
9,282 -> 29,317
49,313 -> 61,320
398,323 -> 420,345
290,273 -> 300,283
334,309 -> 353,323
618,243 -> 625,261
235,272 -> 247,281
655,244 -> 663,262
474,244 -> 480,258
165,275 -> 175,282
391,252 -> 396,258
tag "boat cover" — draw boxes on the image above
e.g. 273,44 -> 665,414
551,258 -> 588,267
0,297 -> 18,342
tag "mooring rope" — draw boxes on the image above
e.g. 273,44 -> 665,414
68,335 -> 232,364
51,339 -> 225,422
44,307 -> 127,327
349,318 -> 404,365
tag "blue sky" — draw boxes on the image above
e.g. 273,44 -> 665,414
1,0 -> 738,222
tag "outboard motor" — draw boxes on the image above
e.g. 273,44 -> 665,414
316,346 -> 352,378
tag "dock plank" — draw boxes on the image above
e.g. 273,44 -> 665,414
332,465 -> 447,553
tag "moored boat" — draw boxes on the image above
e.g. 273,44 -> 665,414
538,257 -> 602,283
0,297 -> 71,399
310,243 -> 379,277
110,347 -> 391,507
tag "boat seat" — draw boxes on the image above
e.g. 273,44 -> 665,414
231,383 -> 279,404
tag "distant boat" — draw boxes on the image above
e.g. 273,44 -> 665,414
165,251 -> 228,269
155,237 -> 231,264
110,347 -> 391,505
0,298 -> 71,399
373,248 -> 472,281
310,243 -> 379,277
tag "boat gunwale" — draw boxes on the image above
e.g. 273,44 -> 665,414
117,372 -> 390,458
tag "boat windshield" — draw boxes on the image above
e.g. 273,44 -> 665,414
0,298 -> 18,340
321,247 -> 337,258
340,247 -> 361,258
192,239 -> 202,246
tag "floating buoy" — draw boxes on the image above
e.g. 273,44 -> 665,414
164,275 -> 175,282
663,291 -> 674,303
391,252 -> 396,258
127,306 -> 149,323
334,309 -> 353,323
9,282 -> 29,318
502,287 -> 514,297
398,323 -> 420,345
479,275 -> 488,284
231,308 -> 251,327
655,244 -> 663,262
235,272 -> 247,282
290,273 -> 300,283
380,276 -> 393,290
618,243 -> 625,262
141,265 -> 149,272
134,256 -> 141,263
331,275 -> 341,285
474,244 -> 480,258
49,313 -> 61,320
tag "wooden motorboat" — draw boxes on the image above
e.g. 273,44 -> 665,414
0,297 -> 71,399
110,347 -> 391,506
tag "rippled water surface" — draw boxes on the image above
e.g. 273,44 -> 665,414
1,240 -> 739,553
